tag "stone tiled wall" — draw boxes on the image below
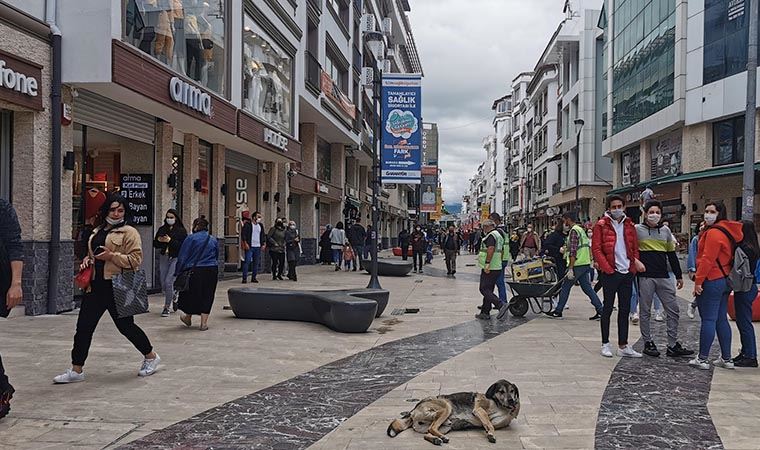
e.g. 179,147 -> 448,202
21,240 -> 75,315
299,238 -> 317,265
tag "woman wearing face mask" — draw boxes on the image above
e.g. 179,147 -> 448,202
153,209 -> 187,317
732,220 -> 759,368
267,218 -> 287,280
285,221 -> 301,281
54,194 -> 160,383
329,222 -> 346,272
410,225 -> 426,273
175,217 -> 219,331
690,202 -> 743,370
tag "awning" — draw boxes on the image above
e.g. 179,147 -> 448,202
607,163 -> 760,195
345,196 -> 361,208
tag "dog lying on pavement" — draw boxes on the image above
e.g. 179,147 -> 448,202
386,380 -> 520,445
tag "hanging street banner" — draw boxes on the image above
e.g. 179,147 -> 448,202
420,165 -> 438,212
381,73 -> 422,184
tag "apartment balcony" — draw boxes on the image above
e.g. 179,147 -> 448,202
305,51 -> 322,96
307,0 -> 322,14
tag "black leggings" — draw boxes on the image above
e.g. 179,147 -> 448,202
270,252 -> 285,278
287,260 -> 298,280
600,272 -> 633,346
71,280 -> 153,366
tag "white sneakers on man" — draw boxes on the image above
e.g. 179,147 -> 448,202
630,312 -> 639,325
654,311 -> 664,322
601,343 -> 614,358
618,346 -> 643,358
689,357 -> 710,370
53,369 -> 85,384
713,358 -> 735,370
687,303 -> 697,319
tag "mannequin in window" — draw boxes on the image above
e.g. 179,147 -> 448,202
171,0 -> 186,73
152,0 -> 175,65
184,1 -> 204,82
138,0 -> 159,55
125,0 -> 145,43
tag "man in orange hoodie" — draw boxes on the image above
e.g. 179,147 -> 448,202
689,202 -> 743,370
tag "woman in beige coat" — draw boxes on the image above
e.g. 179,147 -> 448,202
54,194 -> 159,384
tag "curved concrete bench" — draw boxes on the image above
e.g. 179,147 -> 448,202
227,287 -> 389,333
366,259 -> 414,276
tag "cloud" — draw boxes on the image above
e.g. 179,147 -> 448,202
408,0 -> 567,205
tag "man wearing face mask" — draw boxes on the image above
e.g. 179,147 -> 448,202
410,225 -> 426,273
519,224 -> 541,259
592,195 -> 644,358
267,218 -> 287,280
241,211 -> 266,283
546,212 -> 603,319
635,201 -> 693,358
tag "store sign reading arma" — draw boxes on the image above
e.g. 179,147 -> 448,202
264,128 -> 288,151
169,77 -> 211,116
0,59 -> 38,97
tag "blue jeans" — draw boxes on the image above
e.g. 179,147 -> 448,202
496,261 -> 509,303
734,284 -> 758,358
630,282 -> 638,313
353,245 -> 365,269
242,247 -> 261,281
332,249 -> 342,265
696,277 -> 732,360
554,265 -> 603,313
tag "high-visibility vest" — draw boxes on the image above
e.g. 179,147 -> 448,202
479,229 -> 504,270
565,224 -> 591,266
497,227 -> 511,262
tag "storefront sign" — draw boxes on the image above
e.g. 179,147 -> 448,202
651,132 -> 682,179
621,147 -> 640,186
120,174 -> 153,225
381,74 -> 423,184
316,181 -> 330,194
0,50 -> 43,110
264,128 -> 289,151
169,77 -> 212,116
421,165 -> 438,213
320,71 -> 356,119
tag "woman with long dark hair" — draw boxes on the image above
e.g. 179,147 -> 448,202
690,202 -> 742,370
153,209 -> 187,317
733,220 -> 759,368
54,194 -> 159,383
175,217 -> 219,331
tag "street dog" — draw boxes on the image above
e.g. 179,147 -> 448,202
386,379 -> 520,445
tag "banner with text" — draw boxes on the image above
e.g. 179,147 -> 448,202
381,74 -> 422,184
420,165 -> 438,212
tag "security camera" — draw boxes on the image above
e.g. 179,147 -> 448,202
287,169 -> 298,178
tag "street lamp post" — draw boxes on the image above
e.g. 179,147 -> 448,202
365,34 -> 385,290
574,118 -> 585,215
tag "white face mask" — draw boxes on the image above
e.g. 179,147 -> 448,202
106,217 -> 124,226
289,225 -> 296,229
647,213 -> 661,225
704,212 -> 718,225
609,209 -> 625,220
166,218 -> 176,226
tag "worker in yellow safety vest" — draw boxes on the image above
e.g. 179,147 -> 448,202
475,219 -> 510,321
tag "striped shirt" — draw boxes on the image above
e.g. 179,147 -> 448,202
635,223 -> 682,279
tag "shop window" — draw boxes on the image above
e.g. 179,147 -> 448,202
171,143 -> 183,212
0,110 -> 11,201
713,116 -> 745,166
242,15 -> 293,134
122,0 -> 227,95
198,140 -> 212,225
325,53 -> 348,94
317,139 -> 332,183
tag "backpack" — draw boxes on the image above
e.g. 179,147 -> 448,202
712,225 -> 756,293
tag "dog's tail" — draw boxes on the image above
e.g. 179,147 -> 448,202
387,412 -> 412,438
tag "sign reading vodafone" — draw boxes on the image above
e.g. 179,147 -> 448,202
169,77 -> 212,116
0,50 -> 43,110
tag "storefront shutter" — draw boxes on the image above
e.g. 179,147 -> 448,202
225,149 -> 259,173
75,90 -> 155,144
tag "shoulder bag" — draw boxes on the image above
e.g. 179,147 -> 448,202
112,256 -> 149,319
173,233 -> 212,293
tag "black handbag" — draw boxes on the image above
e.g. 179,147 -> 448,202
173,234 -> 211,293
112,260 -> 149,319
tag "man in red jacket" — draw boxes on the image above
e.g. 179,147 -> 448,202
592,195 -> 644,359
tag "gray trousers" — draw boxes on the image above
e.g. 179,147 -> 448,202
444,250 -> 457,273
158,254 -> 177,309
638,276 -> 680,347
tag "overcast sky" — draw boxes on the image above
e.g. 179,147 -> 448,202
408,0 -> 566,206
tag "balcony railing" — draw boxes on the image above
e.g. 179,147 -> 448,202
305,51 -> 322,94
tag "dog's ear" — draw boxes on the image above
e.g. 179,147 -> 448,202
512,384 -> 519,399
485,382 -> 499,400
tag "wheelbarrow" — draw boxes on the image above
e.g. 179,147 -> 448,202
506,276 -> 565,317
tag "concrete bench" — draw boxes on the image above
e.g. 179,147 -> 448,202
227,287 -> 390,333
366,259 -> 414,276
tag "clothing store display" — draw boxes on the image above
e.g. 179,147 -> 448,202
84,188 -> 106,223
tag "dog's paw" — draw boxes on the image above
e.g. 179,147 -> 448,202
440,436 -> 449,444
432,437 -> 443,446
487,434 -> 496,444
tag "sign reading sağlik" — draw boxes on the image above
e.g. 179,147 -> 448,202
381,74 -> 422,184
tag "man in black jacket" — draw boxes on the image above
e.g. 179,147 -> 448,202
240,211 -> 266,283
442,225 -> 460,276
398,228 -> 410,260
0,199 -> 23,420
348,218 -> 367,271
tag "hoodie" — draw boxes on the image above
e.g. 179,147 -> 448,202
695,220 -> 744,286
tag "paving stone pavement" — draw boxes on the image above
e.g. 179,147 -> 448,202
0,253 -> 758,449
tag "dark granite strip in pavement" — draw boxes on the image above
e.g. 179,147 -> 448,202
119,315 -> 533,450
595,297 -> 724,450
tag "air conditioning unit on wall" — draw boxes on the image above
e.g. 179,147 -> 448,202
361,14 -> 376,33
382,18 -> 392,35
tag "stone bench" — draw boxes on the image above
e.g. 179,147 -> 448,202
365,259 -> 414,276
227,287 -> 389,333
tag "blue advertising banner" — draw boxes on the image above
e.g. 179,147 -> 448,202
381,74 -> 422,184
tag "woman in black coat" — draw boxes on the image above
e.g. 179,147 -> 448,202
542,220 -> 567,278
153,209 -> 187,316
319,225 -> 333,265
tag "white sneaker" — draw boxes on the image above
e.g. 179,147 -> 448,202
601,343 -> 613,358
689,357 -> 710,370
687,304 -> 696,319
630,312 -> 639,325
53,369 -> 85,384
138,354 -> 161,377
713,358 -> 735,370
618,346 -> 643,358
654,311 -> 664,322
